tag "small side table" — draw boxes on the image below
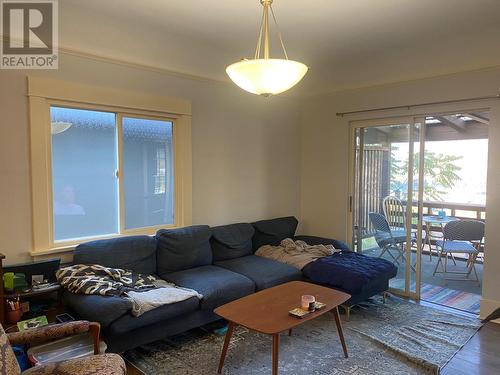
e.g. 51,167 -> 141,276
3,285 -> 63,327
1,253 -> 63,326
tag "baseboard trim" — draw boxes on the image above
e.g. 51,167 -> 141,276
480,298 -> 500,324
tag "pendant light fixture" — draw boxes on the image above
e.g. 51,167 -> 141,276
226,0 -> 308,96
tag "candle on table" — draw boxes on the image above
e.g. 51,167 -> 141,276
301,295 -> 315,310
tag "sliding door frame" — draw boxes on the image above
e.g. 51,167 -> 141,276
348,116 -> 425,299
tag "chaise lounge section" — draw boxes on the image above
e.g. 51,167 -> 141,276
250,217 -> 397,318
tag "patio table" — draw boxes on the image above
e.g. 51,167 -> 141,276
422,215 -> 459,260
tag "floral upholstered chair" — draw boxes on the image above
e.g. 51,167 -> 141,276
0,320 -> 126,375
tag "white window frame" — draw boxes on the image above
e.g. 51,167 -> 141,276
28,77 -> 192,256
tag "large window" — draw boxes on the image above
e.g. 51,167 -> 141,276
29,77 -> 192,255
50,107 -> 174,241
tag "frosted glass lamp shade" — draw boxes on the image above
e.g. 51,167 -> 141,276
226,59 -> 308,96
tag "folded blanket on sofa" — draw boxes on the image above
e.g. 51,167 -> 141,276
56,264 -> 158,296
255,238 -> 340,269
126,280 -> 203,317
56,264 -> 202,316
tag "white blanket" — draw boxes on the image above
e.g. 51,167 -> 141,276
256,238 -> 339,269
126,280 -> 203,317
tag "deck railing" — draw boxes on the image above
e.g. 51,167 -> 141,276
401,200 -> 486,228
420,201 -> 485,220
356,198 -> 486,257
356,199 -> 485,244
397,200 -> 486,262
358,200 -> 485,233
394,200 -> 486,256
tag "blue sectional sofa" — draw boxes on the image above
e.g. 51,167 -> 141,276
63,216 -> 396,352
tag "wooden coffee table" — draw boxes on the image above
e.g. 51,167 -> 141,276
215,281 -> 351,375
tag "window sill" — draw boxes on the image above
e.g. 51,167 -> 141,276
30,244 -> 77,257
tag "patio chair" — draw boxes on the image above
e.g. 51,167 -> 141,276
369,212 -> 415,271
382,196 -> 426,257
432,220 -> 484,285
382,196 -> 406,231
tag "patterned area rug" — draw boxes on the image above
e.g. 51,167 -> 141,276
420,283 -> 481,314
389,279 -> 481,314
124,297 -> 481,375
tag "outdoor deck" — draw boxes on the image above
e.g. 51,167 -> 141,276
364,245 -> 482,314
359,202 -> 485,314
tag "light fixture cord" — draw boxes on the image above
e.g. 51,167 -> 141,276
254,7 -> 266,59
269,5 -> 289,60
254,1 -> 289,60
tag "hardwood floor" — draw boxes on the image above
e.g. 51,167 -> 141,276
126,361 -> 144,375
441,322 -> 500,375
411,298 -> 500,374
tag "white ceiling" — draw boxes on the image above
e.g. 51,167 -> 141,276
60,0 -> 500,96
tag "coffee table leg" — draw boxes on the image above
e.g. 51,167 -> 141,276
333,307 -> 348,358
272,333 -> 280,375
288,329 -> 292,336
218,321 -> 235,373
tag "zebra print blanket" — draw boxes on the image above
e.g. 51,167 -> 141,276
56,264 -> 158,296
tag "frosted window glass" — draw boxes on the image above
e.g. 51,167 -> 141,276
51,107 -> 118,241
122,117 -> 174,229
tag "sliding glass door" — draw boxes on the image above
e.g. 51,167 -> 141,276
350,117 -> 425,298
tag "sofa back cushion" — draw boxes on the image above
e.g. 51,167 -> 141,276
156,225 -> 212,276
73,236 -> 157,275
252,216 -> 299,250
211,223 -> 255,261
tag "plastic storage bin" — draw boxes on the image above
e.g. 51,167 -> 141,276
27,333 -> 107,365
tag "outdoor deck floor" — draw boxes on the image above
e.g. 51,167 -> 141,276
364,245 -> 482,313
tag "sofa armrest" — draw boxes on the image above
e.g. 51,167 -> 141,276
7,321 -> 101,354
294,235 -> 351,251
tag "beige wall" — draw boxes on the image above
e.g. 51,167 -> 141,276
0,53 -> 301,265
300,67 -> 500,319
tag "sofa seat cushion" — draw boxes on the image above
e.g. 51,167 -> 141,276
156,225 -> 213,276
73,235 -> 157,275
107,296 -> 200,334
252,216 -> 299,250
215,255 -> 302,291
163,265 -> 255,310
211,223 -> 255,261
63,292 -> 133,328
